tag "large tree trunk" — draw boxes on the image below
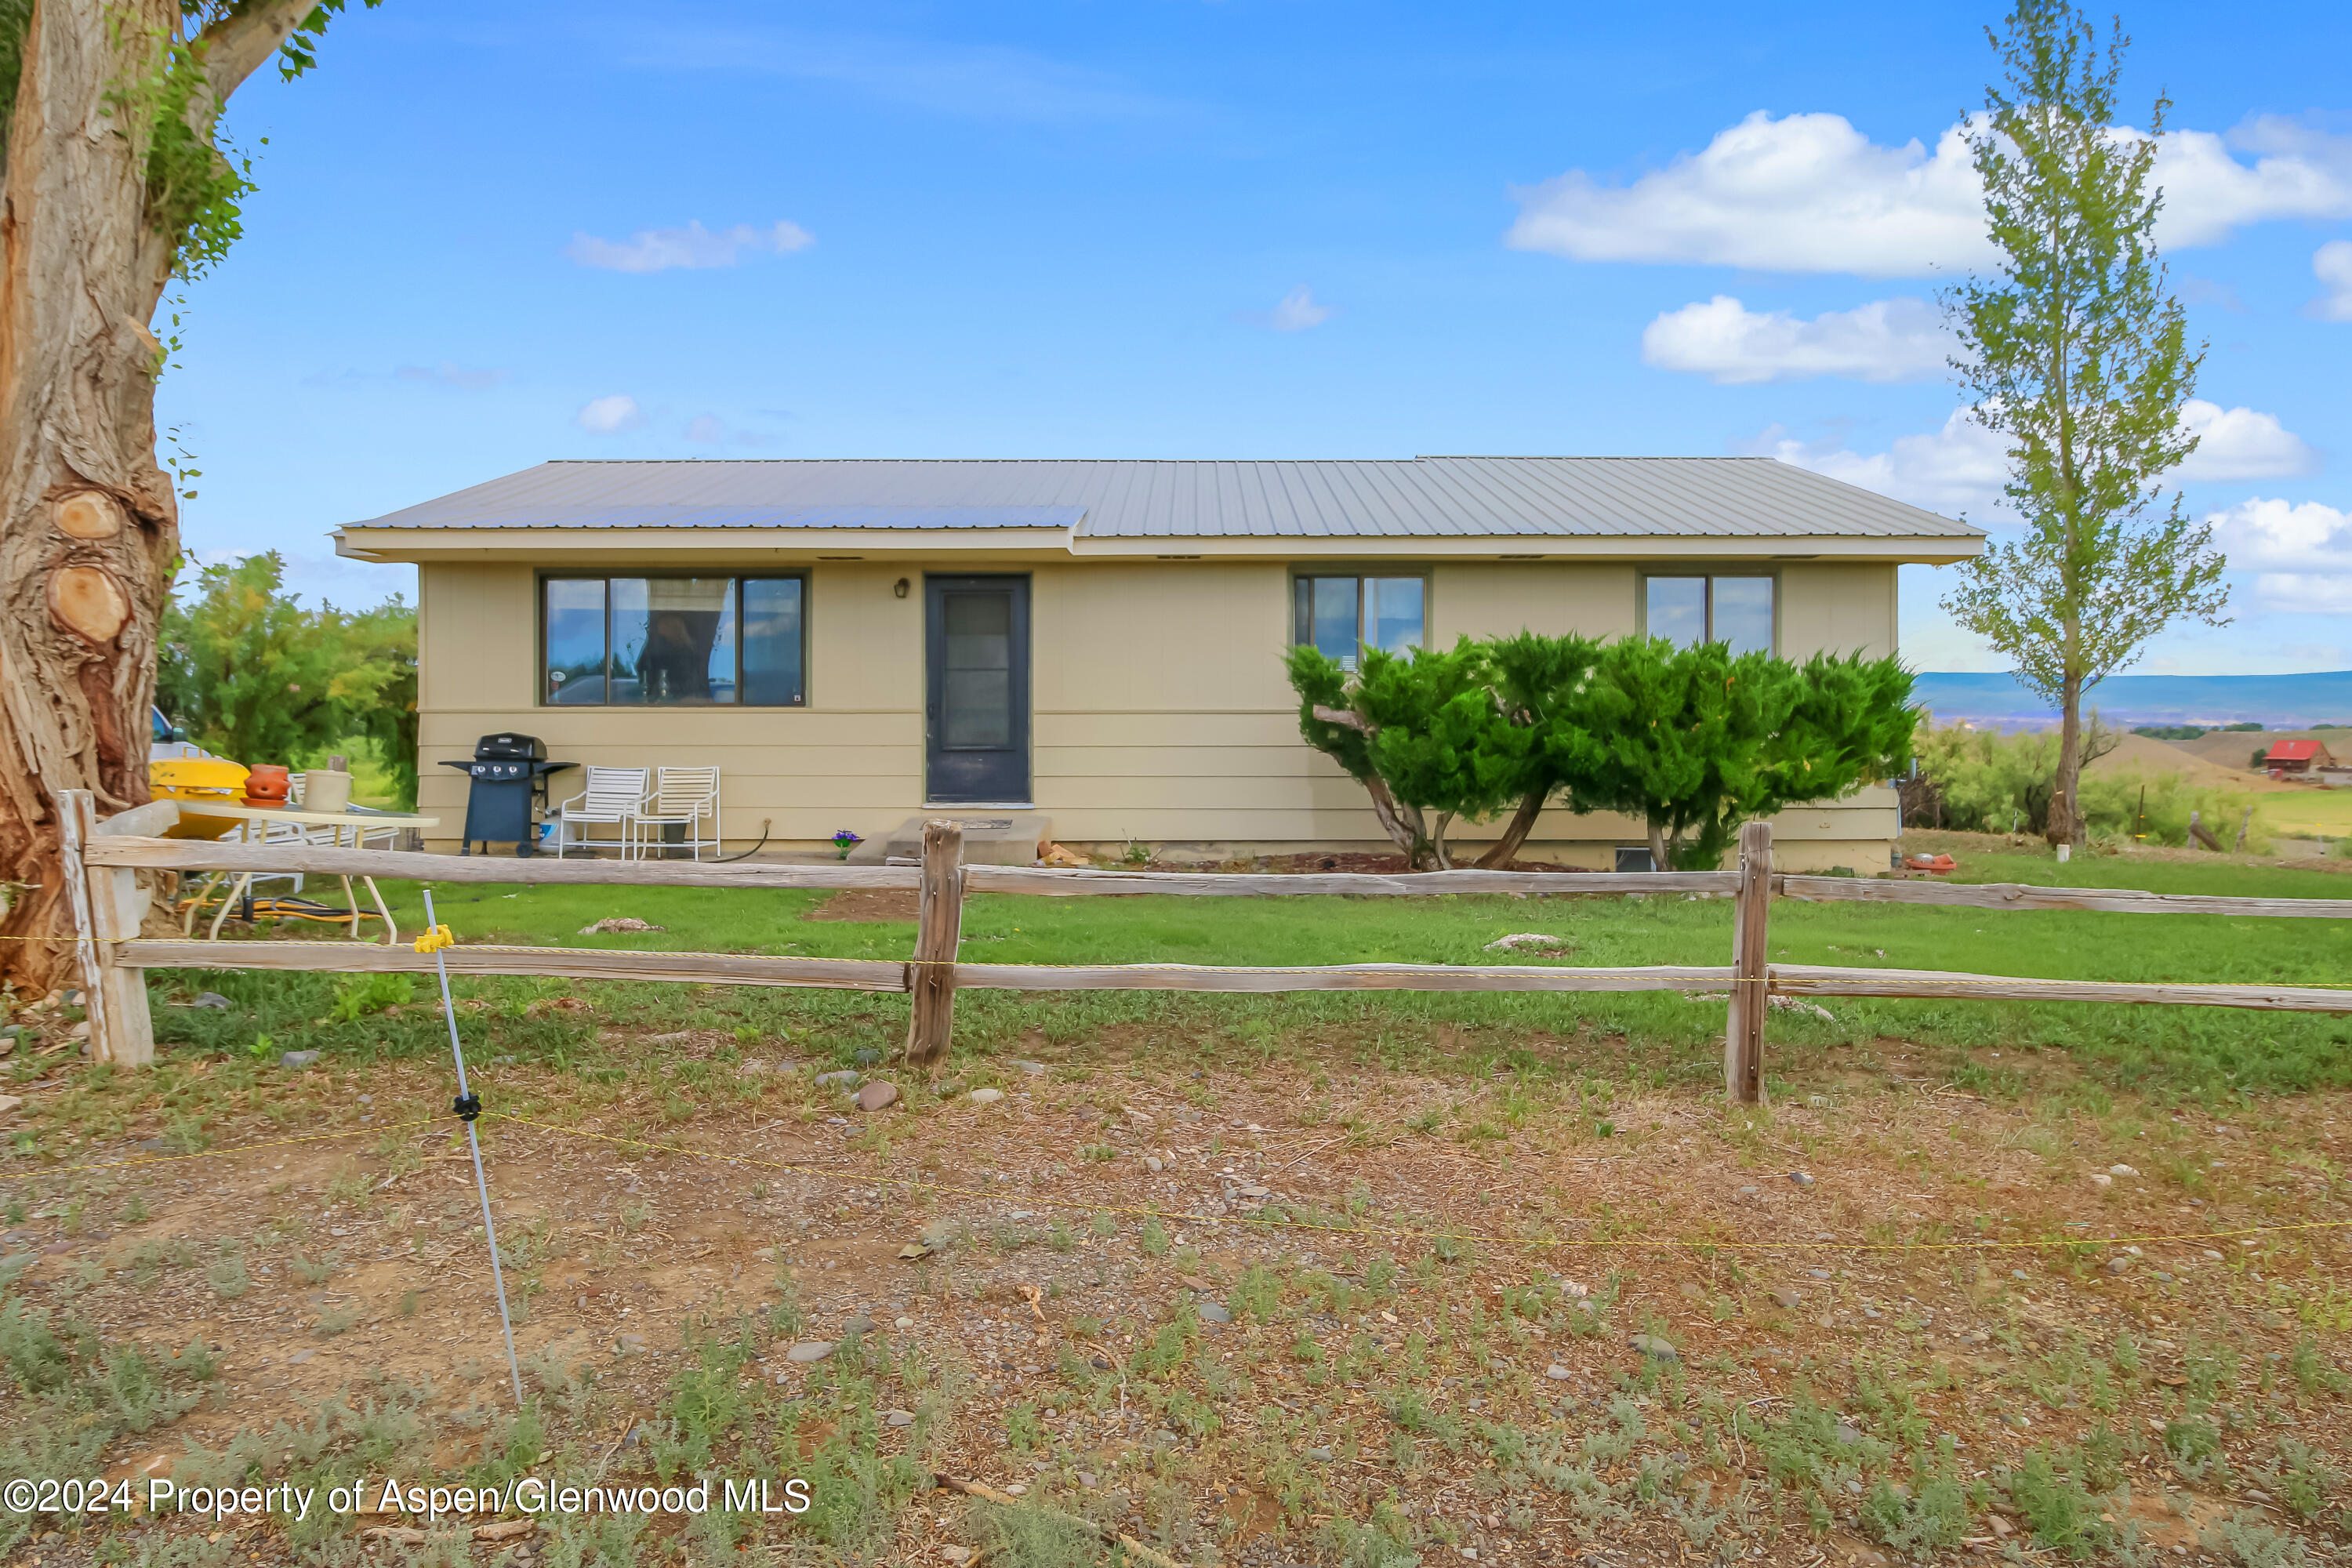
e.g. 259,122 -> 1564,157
0,0 -> 314,996
0,0 -> 182,994
1472,789 -> 1548,869
1361,775 -> 1436,870
2050,670 -> 2085,848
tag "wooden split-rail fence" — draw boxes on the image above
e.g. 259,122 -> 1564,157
56,793 -> 2352,1103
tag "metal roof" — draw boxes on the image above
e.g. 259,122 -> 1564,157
345,457 -> 1978,541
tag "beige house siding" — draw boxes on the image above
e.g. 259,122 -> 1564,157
415,557 -> 1900,869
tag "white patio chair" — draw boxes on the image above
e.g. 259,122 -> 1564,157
633,766 -> 721,861
554,766 -> 649,859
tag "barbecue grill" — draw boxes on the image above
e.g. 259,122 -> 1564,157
438,733 -> 570,855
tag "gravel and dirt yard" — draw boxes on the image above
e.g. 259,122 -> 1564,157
4,851 -> 2350,1566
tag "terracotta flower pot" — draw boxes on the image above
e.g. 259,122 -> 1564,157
243,764 -> 292,806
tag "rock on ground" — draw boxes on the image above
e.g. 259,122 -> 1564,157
1484,933 -> 1570,953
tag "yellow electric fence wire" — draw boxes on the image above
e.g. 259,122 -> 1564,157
5,924 -> 2345,1257
85,937 -> 2352,991
2,1106 -> 2342,1259
488,1110 -> 2349,1258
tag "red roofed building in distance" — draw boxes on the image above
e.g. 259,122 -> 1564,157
2264,739 -> 2336,777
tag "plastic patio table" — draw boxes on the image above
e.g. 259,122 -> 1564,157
175,803 -> 439,946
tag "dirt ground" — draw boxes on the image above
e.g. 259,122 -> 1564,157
4,1016 -> 2348,1566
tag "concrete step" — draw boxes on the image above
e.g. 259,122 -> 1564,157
846,811 -> 1053,866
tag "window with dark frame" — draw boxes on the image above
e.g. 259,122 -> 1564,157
1642,573 -> 1774,655
541,575 -> 806,706
1290,574 -> 1425,669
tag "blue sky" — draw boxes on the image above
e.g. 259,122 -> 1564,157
167,0 -> 2352,674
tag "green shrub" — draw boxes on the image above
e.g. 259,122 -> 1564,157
1911,721 -> 2261,847
329,972 -> 415,1022
1861,1472 -> 1972,1560
205,1255 -> 251,1301
2004,1447 -> 2111,1557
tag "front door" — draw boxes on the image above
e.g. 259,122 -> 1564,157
925,575 -> 1031,803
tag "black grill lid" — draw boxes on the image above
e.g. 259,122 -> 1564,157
474,732 -> 546,760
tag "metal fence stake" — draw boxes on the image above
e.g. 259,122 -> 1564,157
420,887 -> 526,1405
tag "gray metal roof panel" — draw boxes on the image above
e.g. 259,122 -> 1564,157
345,457 -> 1979,540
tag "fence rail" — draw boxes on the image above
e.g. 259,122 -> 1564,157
80,835 -> 1742,899
60,794 -> 2352,1102
1778,873 -> 2352,920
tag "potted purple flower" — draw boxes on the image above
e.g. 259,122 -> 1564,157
831,829 -> 863,862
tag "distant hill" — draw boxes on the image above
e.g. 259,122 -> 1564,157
1912,670 -> 2352,730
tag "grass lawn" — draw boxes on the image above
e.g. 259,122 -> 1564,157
2256,789 -> 2352,843
173,837 -> 2352,1100
5,844 -> 2350,1565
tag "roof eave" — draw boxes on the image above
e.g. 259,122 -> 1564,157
336,526 -> 1984,567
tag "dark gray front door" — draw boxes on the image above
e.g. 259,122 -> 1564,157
925,575 -> 1030,803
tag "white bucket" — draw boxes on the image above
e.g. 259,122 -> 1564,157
302,769 -> 354,815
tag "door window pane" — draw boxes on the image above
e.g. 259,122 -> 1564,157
1711,576 -> 1775,655
942,591 -> 1013,748
740,579 -> 804,706
1646,576 -> 1707,648
544,579 -> 606,703
1367,577 -> 1425,655
1294,576 -> 1360,666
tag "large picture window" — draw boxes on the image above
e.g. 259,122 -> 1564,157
542,576 -> 806,706
1291,574 -> 1425,669
1642,573 -> 1774,655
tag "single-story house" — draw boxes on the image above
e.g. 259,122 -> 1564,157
335,456 -> 1984,869
2266,739 -> 2336,776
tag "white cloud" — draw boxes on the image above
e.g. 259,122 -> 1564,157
1758,408 -> 2009,517
2207,496 -> 2352,612
394,361 -> 507,390
2251,575 -> 2352,615
567,220 -> 814,274
575,394 -> 648,434
1507,111 -> 2352,278
1265,285 -> 1334,332
1757,398 -> 2313,519
1641,294 -> 1948,383
2314,241 -> 2352,322
684,414 -> 726,445
1232,285 -> 1334,332
2208,496 -> 2352,572
2173,401 -> 2319,482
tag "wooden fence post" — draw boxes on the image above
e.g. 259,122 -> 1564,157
59,790 -> 154,1065
903,818 -> 966,1071
1725,820 -> 1773,1105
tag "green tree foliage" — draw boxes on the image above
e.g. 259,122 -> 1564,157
155,553 -> 418,805
1285,639 -> 1541,869
1582,641 -> 1917,869
336,598 -> 420,809
1940,0 -> 2228,849
1910,722 -> 2257,848
110,2 -> 382,278
1287,634 -> 1915,870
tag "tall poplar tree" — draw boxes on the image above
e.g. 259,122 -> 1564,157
1940,0 -> 2227,848
0,0 -> 375,989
